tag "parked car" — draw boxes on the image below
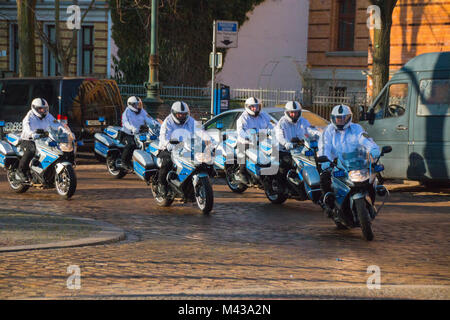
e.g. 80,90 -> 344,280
359,51 -> 450,183
203,107 -> 329,132
0,77 -> 124,150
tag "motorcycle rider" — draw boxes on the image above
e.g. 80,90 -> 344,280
121,96 -> 160,170
18,98 -> 67,182
275,101 -> 319,176
157,101 -> 198,195
235,97 -> 273,184
318,104 -> 380,209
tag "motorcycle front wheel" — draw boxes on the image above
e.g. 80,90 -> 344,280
55,165 -> 77,199
106,155 -> 126,179
195,176 -> 214,214
354,198 -> 374,241
6,168 -> 29,193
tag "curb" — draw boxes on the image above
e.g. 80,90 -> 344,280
0,214 -> 126,253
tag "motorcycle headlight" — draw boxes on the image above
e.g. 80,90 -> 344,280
348,169 -> 370,182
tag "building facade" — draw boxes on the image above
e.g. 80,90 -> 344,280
0,0 -> 115,78
215,0 -> 310,91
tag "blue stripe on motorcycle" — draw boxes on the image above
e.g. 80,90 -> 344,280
95,141 -> 108,157
177,166 -> 193,183
246,160 -> 259,176
0,153 -> 4,166
133,161 -> 146,177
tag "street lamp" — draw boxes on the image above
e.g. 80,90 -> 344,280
143,0 -> 163,108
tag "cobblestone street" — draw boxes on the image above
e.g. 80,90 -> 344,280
0,161 -> 449,299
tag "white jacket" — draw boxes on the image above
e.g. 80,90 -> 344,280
20,111 -> 63,141
158,115 -> 201,150
121,107 -> 160,135
275,115 -> 319,149
318,123 -> 380,162
236,111 -> 273,142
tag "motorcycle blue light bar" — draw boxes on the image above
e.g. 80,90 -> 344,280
305,150 -> 314,157
0,120 -> 5,127
98,117 -> 105,122
77,140 -> 84,146
374,164 -> 385,172
309,140 -> 318,148
150,135 -> 157,140
333,170 -> 346,178
139,135 -> 147,142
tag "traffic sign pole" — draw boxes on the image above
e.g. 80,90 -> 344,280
210,20 -> 216,118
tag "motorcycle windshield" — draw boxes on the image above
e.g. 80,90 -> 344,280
49,128 -> 69,143
339,148 -> 369,171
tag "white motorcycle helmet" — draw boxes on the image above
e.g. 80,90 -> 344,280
31,98 -> 49,119
284,101 -> 302,123
331,104 -> 352,130
171,101 -> 190,125
127,96 -> 143,114
244,97 -> 262,117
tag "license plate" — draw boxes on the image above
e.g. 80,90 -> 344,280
86,120 -> 101,126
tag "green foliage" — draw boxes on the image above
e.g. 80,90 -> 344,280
109,0 -> 264,85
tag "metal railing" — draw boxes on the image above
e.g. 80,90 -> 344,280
118,84 -> 300,108
117,84 -> 368,120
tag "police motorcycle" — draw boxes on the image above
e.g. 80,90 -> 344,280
94,121 -> 159,182
0,121 -> 77,199
150,135 -> 216,214
274,136 -> 323,204
218,129 -> 286,204
316,145 -> 392,241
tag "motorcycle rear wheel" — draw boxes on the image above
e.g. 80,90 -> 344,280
225,165 -> 247,193
354,198 -> 374,241
264,177 -> 288,204
106,155 -> 126,179
151,183 -> 174,207
6,169 -> 29,193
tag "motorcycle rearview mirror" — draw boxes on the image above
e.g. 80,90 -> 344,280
381,146 -> 392,155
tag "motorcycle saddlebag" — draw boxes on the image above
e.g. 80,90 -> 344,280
301,166 -> 321,188
0,140 -> 18,168
132,150 -> 157,180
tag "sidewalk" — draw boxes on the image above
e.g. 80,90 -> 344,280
0,210 -> 125,252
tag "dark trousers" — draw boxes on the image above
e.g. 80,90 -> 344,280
279,150 -> 293,177
158,149 -> 172,187
121,133 -> 136,166
18,140 -> 36,173
320,170 -> 333,196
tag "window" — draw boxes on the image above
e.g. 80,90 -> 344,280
0,83 -> 31,123
417,79 -> 450,116
45,25 -> 59,76
206,112 -> 237,131
337,0 -> 356,51
10,24 -> 19,73
81,26 -> 94,75
372,83 -> 408,119
385,83 -> 408,118
329,86 -> 347,97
